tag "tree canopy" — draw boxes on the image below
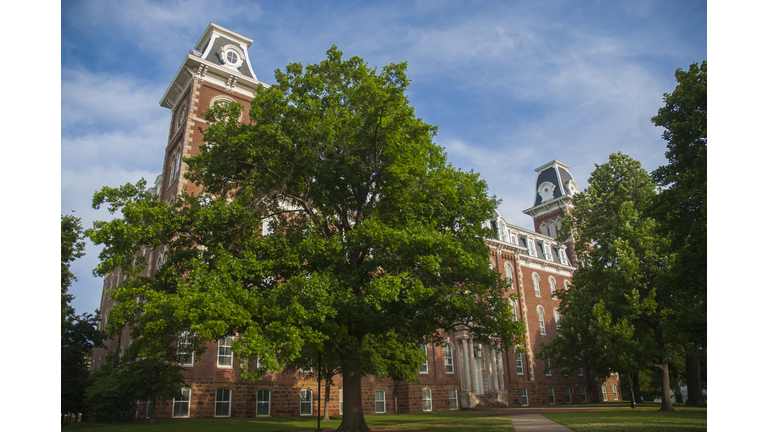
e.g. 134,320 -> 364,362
88,47 -> 524,431
651,61 -> 707,406
538,153 -> 678,411
61,215 -> 105,420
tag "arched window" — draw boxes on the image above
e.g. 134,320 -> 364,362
444,344 -> 454,373
601,385 -> 608,401
448,388 -> 458,410
173,388 -> 191,418
419,344 -> 428,373
300,390 -> 313,415
509,299 -> 518,321
540,224 -> 549,236
375,390 -> 386,413
509,230 -> 518,245
533,274 -> 541,297
549,277 -> 557,299
505,263 -> 514,289
612,385 -> 618,400
537,307 -> 546,335
422,388 -> 432,411
527,237 -> 537,257
256,389 -> 270,416
521,387 -> 529,406
554,309 -> 561,336
548,387 -> 555,404
215,388 -> 231,417
549,222 -> 557,238
564,280 -> 571,291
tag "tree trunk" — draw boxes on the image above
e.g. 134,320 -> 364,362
323,374 -> 332,422
632,371 -> 641,403
337,355 -> 371,432
685,344 -> 706,407
673,380 -> 683,403
653,357 -> 675,412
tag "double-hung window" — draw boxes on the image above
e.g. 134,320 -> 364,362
612,385 -> 618,400
548,387 -> 555,404
300,390 -> 313,415
173,388 -> 191,418
375,390 -> 385,413
422,388 -> 432,411
602,385 -> 608,401
537,307 -> 546,335
218,337 -> 233,367
256,389 -> 270,416
533,274 -> 541,297
581,387 -> 588,402
177,331 -> 194,366
444,344 -> 454,373
515,350 -> 524,375
448,388 -> 458,410
550,277 -> 557,299
521,387 -> 529,406
215,388 -> 231,417
419,344 -> 428,373
566,387 -> 572,403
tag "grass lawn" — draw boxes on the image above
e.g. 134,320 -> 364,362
63,412 -> 513,432
543,407 -> 707,431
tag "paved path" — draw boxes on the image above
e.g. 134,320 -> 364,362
509,413 -> 573,431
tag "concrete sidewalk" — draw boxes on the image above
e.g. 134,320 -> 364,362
509,413 -> 574,431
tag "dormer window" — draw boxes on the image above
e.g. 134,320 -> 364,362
218,44 -> 245,70
542,243 -> 553,261
538,181 -> 556,202
527,237 -> 536,257
558,247 -> 568,265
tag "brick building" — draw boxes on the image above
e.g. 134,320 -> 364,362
90,23 -> 620,420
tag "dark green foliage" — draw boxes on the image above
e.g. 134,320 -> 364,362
85,356 -> 185,422
538,153 -> 677,411
62,215 -> 106,418
88,47 -> 524,432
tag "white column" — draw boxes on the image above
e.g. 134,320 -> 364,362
462,338 -> 472,392
489,347 -> 499,391
469,339 -> 479,393
497,351 -> 505,391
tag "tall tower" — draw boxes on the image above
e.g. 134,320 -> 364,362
522,160 -> 579,260
156,23 -> 268,203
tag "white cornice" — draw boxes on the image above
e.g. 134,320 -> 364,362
522,195 -> 572,218
517,253 -> 576,275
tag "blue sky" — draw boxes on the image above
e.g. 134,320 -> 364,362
61,0 -> 706,317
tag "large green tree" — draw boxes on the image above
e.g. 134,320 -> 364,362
651,61 -> 707,407
61,215 -> 105,422
539,153 -> 678,411
88,47 -> 524,431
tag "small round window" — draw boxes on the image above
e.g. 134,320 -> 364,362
226,51 -> 238,65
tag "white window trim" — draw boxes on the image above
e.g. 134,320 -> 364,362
537,307 -> 546,335
444,344 -> 454,373
218,337 -> 234,368
339,389 -> 343,415
582,387 -> 588,402
215,388 -> 232,417
545,358 -> 552,376
602,385 -> 608,401
612,385 -> 618,400
510,299 -> 518,321
374,389 -> 386,413
566,387 -> 572,403
448,388 -> 458,410
550,277 -> 557,299
300,390 -> 313,416
256,389 -> 271,416
172,387 -> 191,418
177,331 -> 194,367
419,344 -> 428,374
533,273 -> 541,297
521,387 -> 529,406
515,350 -> 524,375
549,387 -> 556,404
422,388 -> 432,412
